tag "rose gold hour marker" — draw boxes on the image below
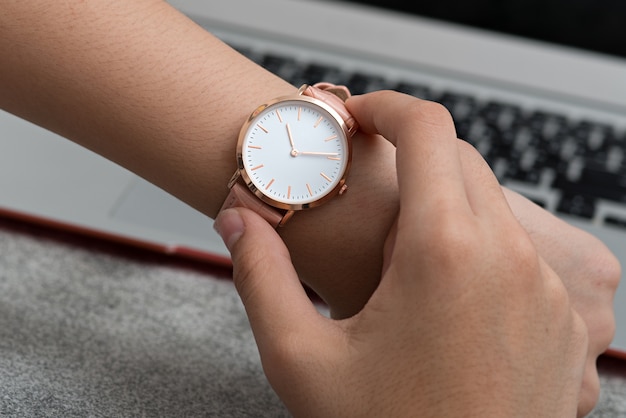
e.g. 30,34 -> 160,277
276,109 -> 283,123
313,116 -> 323,128
265,178 -> 275,190
306,183 -> 313,196
324,134 -> 338,142
287,186 -> 292,199
320,172 -> 332,182
327,156 -> 340,161
256,123 -> 268,133
251,164 -> 264,171
249,145 -> 262,149
298,107 -> 302,121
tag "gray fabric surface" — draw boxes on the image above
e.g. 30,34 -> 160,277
0,220 -> 624,417
0,221 -> 288,417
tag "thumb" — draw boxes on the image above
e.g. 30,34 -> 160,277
214,208 -> 323,351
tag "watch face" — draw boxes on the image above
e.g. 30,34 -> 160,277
237,96 -> 352,210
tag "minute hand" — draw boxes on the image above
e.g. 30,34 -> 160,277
299,151 -> 340,157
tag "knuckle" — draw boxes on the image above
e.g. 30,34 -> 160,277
506,230 -> 539,266
587,307 -> 616,355
457,138 -> 488,166
405,100 -> 454,128
596,311 -> 616,352
568,231 -> 621,294
419,214 -> 480,272
543,269 -> 571,312
498,229 -> 543,285
569,237 -> 620,352
585,243 -> 622,293
579,363 -> 601,417
571,310 -> 590,353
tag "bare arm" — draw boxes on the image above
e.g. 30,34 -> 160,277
0,0 -> 397,316
0,0 -> 288,216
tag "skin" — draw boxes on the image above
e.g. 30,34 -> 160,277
215,91 -> 589,417
0,1 -> 620,415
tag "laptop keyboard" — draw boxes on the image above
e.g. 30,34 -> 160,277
235,46 -> 626,226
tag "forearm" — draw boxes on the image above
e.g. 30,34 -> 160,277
0,0 -> 398,317
0,0 -> 293,215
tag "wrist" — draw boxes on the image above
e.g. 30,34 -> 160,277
279,129 -> 399,318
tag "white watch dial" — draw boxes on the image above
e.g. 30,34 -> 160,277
239,99 -> 350,207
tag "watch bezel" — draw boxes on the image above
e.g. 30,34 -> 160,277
235,92 -> 353,211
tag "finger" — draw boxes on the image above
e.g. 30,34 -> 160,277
579,355 -> 600,417
381,217 -> 399,276
456,139 -> 516,219
348,91 -> 470,220
214,208 -> 325,354
350,91 -> 514,220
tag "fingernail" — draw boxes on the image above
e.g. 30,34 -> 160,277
213,208 -> 244,252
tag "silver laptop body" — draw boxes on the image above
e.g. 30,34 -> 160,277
1,0 -> 625,355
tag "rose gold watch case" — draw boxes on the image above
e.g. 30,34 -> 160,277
233,87 -> 354,212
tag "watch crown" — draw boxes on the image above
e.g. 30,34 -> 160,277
339,184 -> 348,195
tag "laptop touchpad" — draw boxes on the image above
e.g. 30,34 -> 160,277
111,177 -> 213,241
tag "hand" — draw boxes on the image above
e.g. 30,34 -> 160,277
215,91 -> 588,417
500,187 -> 619,416
453,146 -> 619,416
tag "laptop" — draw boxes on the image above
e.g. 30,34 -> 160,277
1,0 -> 625,357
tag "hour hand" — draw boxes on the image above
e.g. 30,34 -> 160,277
286,123 -> 298,156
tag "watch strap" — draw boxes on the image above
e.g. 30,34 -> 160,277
221,181 -> 284,228
302,83 -> 358,135
219,83 -> 355,228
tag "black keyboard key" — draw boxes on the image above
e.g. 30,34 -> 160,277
605,216 -> 626,230
504,149 -> 545,184
528,111 -> 569,138
394,82 -> 433,100
300,63 -> 330,81
260,54 -> 303,82
460,120 -> 503,163
438,92 -> 478,122
346,73 -> 389,94
260,54 -> 290,72
554,164 -> 626,203
575,121 -> 616,152
606,145 -> 626,173
299,64 -> 348,86
557,194 -> 596,219
480,101 -> 523,131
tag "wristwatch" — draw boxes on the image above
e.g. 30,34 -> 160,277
219,82 -> 358,228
